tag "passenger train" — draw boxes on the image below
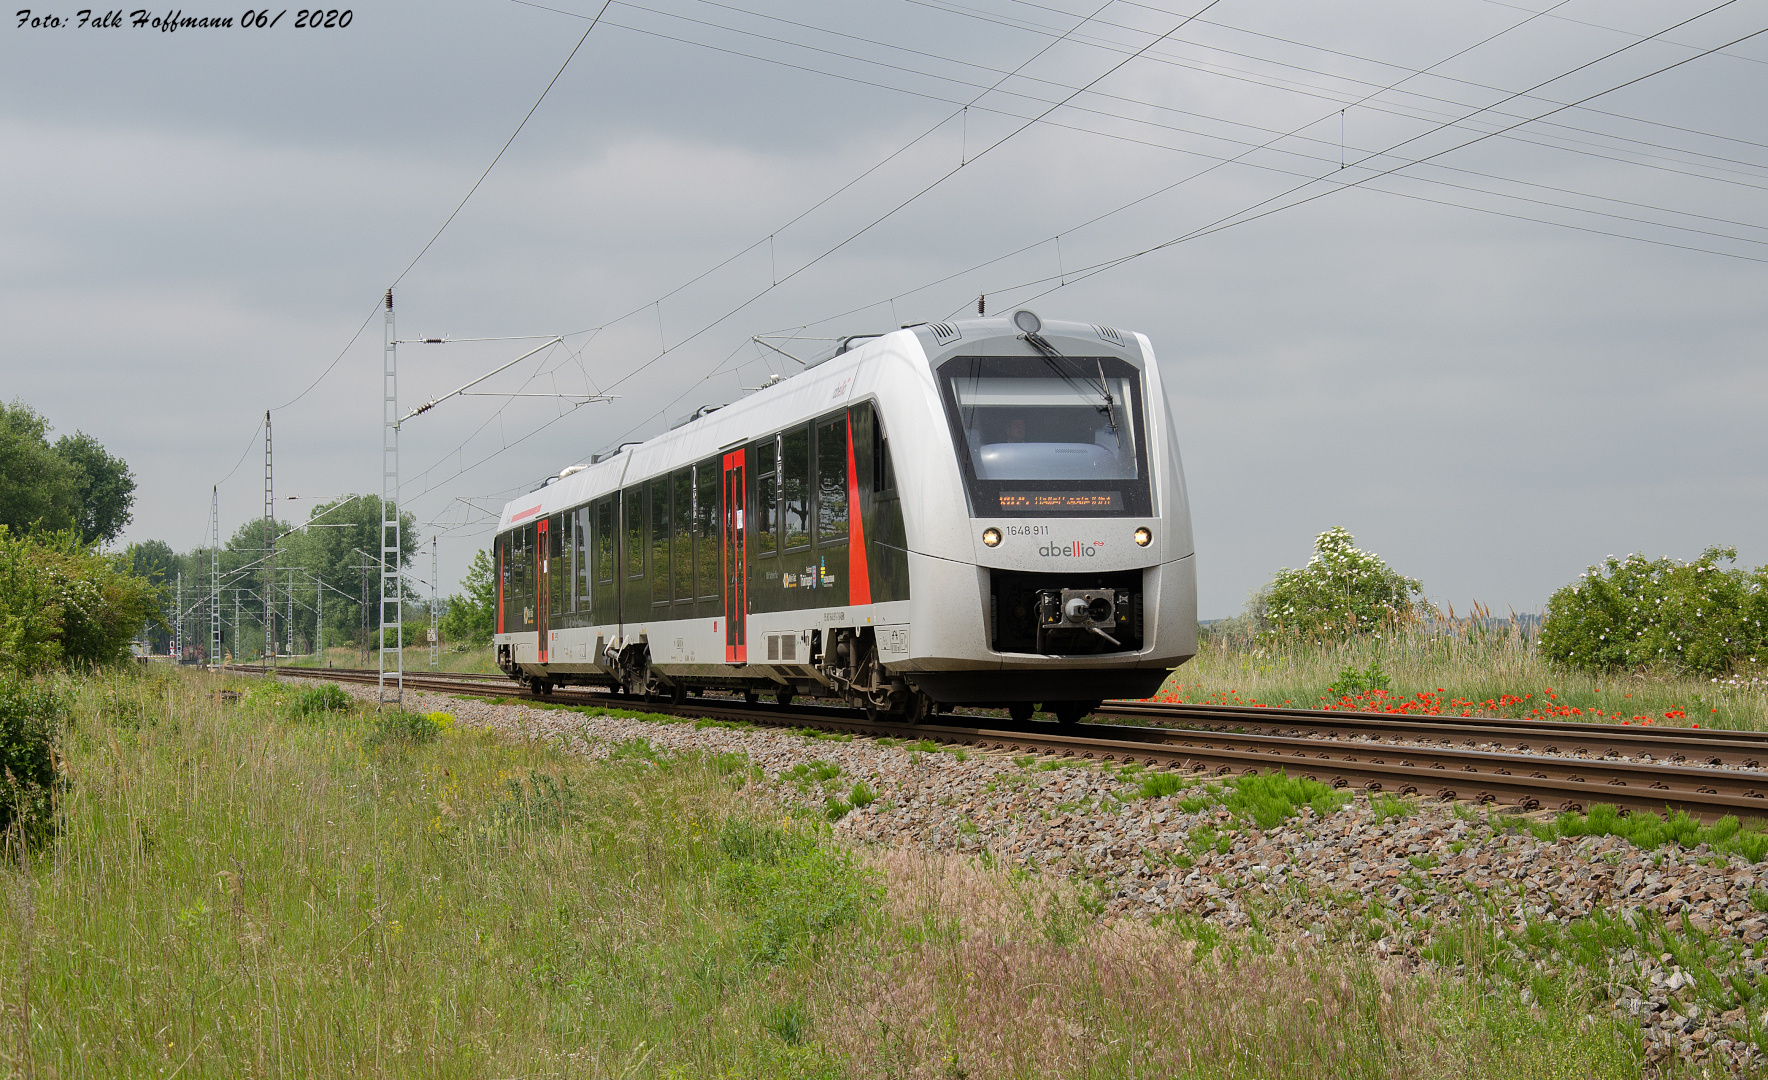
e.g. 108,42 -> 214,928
492,310 -> 1196,724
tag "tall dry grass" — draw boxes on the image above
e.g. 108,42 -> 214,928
1163,612 -> 1768,731
813,850 -> 1638,1080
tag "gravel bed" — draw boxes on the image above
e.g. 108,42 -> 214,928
340,682 -> 1768,1075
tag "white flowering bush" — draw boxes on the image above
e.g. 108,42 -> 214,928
1252,527 -> 1426,639
1539,547 -> 1768,677
0,525 -> 159,674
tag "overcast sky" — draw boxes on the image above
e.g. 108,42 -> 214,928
4,0 -> 1764,618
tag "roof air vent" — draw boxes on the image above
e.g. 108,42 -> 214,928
926,321 -> 961,345
1094,324 -> 1128,347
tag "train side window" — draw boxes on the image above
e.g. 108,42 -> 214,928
873,405 -> 896,495
696,459 -> 719,597
498,532 -> 512,630
672,470 -> 693,601
650,477 -> 670,605
511,526 -> 523,618
816,415 -> 847,542
782,425 -> 810,549
519,523 -> 536,626
596,500 -> 614,584
755,437 -> 778,556
624,488 -> 643,579
574,506 -> 590,612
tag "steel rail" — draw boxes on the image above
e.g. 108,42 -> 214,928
1101,698 -> 1768,746
1096,701 -> 1768,768
239,665 -> 1768,824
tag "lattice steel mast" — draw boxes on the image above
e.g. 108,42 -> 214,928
379,288 -> 402,705
430,536 -> 440,671
264,410 -> 276,671
210,486 -> 220,668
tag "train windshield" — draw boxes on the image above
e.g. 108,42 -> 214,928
938,354 -> 1151,516
952,375 -> 1139,480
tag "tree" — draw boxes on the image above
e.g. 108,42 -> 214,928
1539,547 -> 1768,677
439,548 -> 496,646
0,401 -> 136,545
125,539 -> 177,586
122,539 -> 178,652
56,431 -> 136,544
0,402 -> 79,535
294,495 -> 418,646
1253,526 -> 1426,638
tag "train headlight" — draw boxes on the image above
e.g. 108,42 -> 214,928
982,527 -> 1002,547
1134,526 -> 1152,547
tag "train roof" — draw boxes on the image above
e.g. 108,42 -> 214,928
495,315 -> 1148,531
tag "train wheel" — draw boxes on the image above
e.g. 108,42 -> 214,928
775,689 -> 795,708
904,693 -> 933,725
743,689 -> 760,706
669,682 -> 687,706
1051,700 -> 1098,726
1007,702 -> 1035,723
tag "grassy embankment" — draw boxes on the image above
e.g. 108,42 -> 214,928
1160,618 -> 1768,731
0,665 -> 1646,1078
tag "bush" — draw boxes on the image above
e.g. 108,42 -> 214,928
0,525 -> 159,674
1253,527 -> 1426,639
1329,660 -> 1392,695
0,678 -> 66,838
1539,547 -> 1768,676
290,683 -> 352,718
365,709 -> 444,747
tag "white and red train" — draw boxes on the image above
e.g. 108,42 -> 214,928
492,310 -> 1196,723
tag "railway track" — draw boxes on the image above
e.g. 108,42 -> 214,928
235,664 -> 1768,824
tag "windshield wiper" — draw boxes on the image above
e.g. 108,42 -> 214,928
1023,331 -> 1119,437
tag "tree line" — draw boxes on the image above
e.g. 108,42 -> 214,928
124,494 -> 421,660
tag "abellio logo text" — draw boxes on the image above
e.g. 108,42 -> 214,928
1039,541 -> 1103,558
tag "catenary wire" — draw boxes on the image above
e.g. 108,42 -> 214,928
558,0 -> 1768,255
777,2 -> 1764,335
588,10 -> 1768,250
998,17 -> 1768,308
624,0 -> 1768,190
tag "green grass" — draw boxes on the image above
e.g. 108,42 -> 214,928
1,666 -> 1652,1078
1162,619 -> 1768,731
1526,802 -> 1768,861
1143,769 -> 1350,829
3,667 -> 862,1078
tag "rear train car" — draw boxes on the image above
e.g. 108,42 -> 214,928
491,312 -> 1196,723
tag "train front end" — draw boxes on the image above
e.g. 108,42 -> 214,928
878,312 -> 1196,721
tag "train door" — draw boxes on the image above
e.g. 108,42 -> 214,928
722,449 -> 747,662
537,516 -> 550,663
